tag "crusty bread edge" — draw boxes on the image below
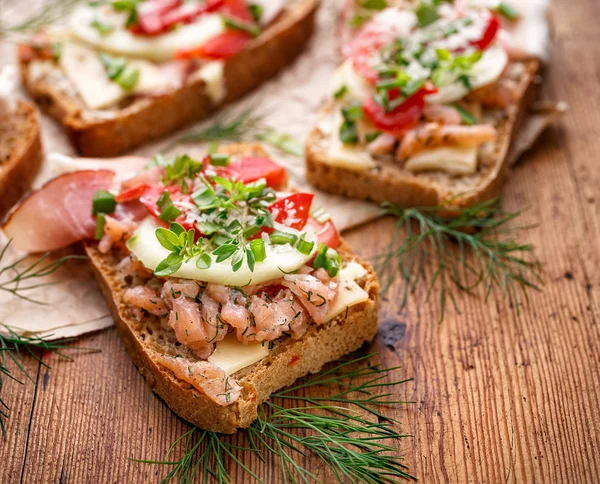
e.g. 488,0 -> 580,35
305,60 -> 540,211
0,100 -> 43,220
84,240 -> 379,434
19,0 -> 319,157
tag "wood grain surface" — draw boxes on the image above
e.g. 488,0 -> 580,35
2,0 -> 600,482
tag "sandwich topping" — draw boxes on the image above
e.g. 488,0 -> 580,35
324,0 -> 530,175
3,152 -> 370,407
20,0 -> 284,110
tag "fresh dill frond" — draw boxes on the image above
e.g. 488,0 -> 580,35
0,240 -> 87,305
375,198 -> 542,320
0,0 -> 80,40
134,354 -> 415,483
0,324 -> 93,437
172,108 -> 304,157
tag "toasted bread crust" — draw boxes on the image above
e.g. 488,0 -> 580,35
305,60 -> 540,211
85,240 -> 378,433
0,100 -> 43,220
19,0 -> 318,157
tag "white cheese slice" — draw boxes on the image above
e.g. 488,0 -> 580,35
0,65 -> 17,116
331,58 -> 372,101
425,44 -> 508,105
404,146 -> 479,175
323,262 -> 369,323
69,6 -> 225,62
128,218 -> 318,286
208,334 -> 269,376
59,42 -> 169,109
324,110 -> 377,171
196,61 -> 226,103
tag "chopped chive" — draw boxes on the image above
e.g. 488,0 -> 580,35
92,190 -> 116,215
157,191 -> 182,222
209,153 -> 230,166
269,231 -> 298,246
334,85 -> 348,100
223,16 -> 260,37
324,248 -> 342,277
250,239 -> 266,263
496,2 -> 520,21
117,67 -> 139,90
365,132 -> 381,143
361,0 -> 386,9
339,120 -> 359,144
90,18 -> 114,36
453,104 -> 478,126
309,205 -> 331,224
248,4 -> 263,22
94,213 -> 106,240
312,243 -> 328,270
297,236 -> 315,256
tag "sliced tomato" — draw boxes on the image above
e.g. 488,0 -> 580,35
268,193 -> 314,231
222,0 -> 254,22
115,184 -> 150,203
223,156 -> 287,189
175,30 -> 252,60
135,0 -> 182,35
472,13 -> 501,51
362,82 -> 438,135
349,29 -> 390,84
307,217 -> 340,249
162,0 -> 224,28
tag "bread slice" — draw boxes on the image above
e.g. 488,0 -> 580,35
84,241 -> 378,433
0,100 -> 43,220
305,60 -> 540,211
18,0 -> 318,157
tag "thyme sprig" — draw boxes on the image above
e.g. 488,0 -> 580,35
0,0 -> 80,40
0,241 -> 87,304
0,324 -> 93,436
375,199 -> 542,319
172,109 -> 304,157
135,354 -> 414,483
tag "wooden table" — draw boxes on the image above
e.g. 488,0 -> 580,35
2,0 -> 599,482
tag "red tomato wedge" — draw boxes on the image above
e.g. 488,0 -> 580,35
307,217 -> 340,249
115,184 -> 150,203
135,0 -> 182,35
222,0 -> 254,22
349,29 -> 391,84
268,193 -> 314,231
175,30 -> 252,60
2,170 -> 114,253
132,0 -> 225,35
223,156 -> 287,189
472,13 -> 501,51
363,82 -> 438,134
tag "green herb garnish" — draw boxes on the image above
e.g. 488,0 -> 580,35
375,199 -> 542,320
495,2 -> 520,21
94,212 -> 106,240
313,243 -> 342,277
99,53 -> 140,90
223,16 -> 260,37
133,353 -> 414,483
92,190 -> 116,215
453,104 -> 478,126
90,18 -> 114,36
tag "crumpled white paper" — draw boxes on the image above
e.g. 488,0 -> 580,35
0,0 -> 560,339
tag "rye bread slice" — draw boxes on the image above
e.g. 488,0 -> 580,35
84,241 -> 378,433
0,100 -> 43,220
305,60 -> 540,211
19,0 -> 318,157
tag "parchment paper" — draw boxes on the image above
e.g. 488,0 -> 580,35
0,1 -> 562,339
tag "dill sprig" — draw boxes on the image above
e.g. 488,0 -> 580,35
0,0 -> 80,40
0,324 -> 93,437
0,240 -> 87,305
135,354 -> 414,483
172,108 -> 304,157
375,198 -> 542,319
